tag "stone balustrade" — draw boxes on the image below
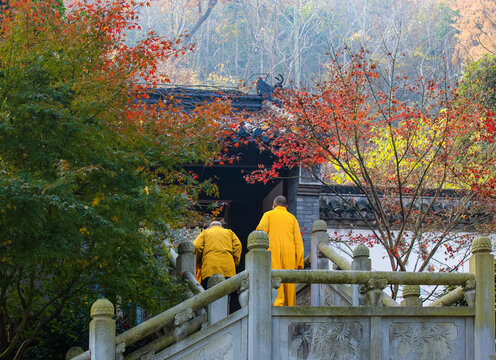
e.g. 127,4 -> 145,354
71,271 -> 248,360
118,271 -> 247,346
309,219 -> 400,307
273,269 -> 475,286
68,221 -> 494,360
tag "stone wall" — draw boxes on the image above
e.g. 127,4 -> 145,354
272,307 -> 474,360
154,308 -> 248,360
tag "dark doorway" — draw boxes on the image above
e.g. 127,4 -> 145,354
229,201 -> 259,271
188,163 -> 284,271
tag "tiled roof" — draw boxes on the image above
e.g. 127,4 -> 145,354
143,79 -> 276,113
320,186 -> 491,227
143,81 -> 276,144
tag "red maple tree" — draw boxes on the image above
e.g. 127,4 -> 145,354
250,49 -> 496,287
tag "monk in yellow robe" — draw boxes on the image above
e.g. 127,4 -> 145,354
256,195 -> 304,306
194,221 -> 242,289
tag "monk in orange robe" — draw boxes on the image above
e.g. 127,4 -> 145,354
194,221 -> 242,288
256,195 -> 304,306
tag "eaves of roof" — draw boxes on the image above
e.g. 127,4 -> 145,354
142,85 -> 266,113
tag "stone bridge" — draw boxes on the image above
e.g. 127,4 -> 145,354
68,221 -> 494,360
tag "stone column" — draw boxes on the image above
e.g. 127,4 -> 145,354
246,230 -> 272,360
351,244 -> 371,306
469,237 -> 495,360
207,274 -> 228,324
177,240 -> 195,279
89,299 -> 115,360
400,285 -> 422,307
66,347 -> 83,360
311,220 -> 328,306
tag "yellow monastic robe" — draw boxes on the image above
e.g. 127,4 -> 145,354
193,225 -> 242,282
256,206 -> 304,306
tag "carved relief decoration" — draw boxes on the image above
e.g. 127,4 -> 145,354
389,322 -> 457,360
180,332 -> 233,360
322,284 -> 351,307
296,286 -> 311,306
289,322 -> 362,359
296,284 -> 352,307
322,285 -> 340,306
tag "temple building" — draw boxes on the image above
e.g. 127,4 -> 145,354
146,81 -> 320,265
149,80 -> 491,275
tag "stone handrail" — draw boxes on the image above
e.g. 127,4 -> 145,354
272,269 -> 474,286
169,247 -> 178,270
71,271 -> 247,360
183,270 -> 205,295
125,312 -> 207,360
117,270 -> 247,347
310,221 -> 399,306
317,242 -> 351,270
378,291 -> 399,307
314,251 -> 399,306
303,254 -> 311,268
428,286 -> 466,307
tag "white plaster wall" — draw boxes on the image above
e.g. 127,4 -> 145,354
326,228 -> 496,302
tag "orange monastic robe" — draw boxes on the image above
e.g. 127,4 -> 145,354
256,206 -> 304,306
193,225 -> 242,282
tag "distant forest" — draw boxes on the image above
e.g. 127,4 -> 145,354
127,0 -> 496,90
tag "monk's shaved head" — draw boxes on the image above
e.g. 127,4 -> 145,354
273,195 -> 287,207
208,221 -> 222,228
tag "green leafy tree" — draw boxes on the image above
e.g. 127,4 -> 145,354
459,54 -> 496,111
0,1 -> 229,359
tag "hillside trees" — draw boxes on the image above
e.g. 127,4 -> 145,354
0,1 -> 230,359
452,0 -> 496,63
459,55 -> 496,111
137,0 -> 459,89
249,48 -> 496,296
330,0 -> 458,84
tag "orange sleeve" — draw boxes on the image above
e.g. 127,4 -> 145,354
256,212 -> 270,234
293,218 -> 304,269
193,232 -> 205,282
231,230 -> 242,266
193,231 -> 205,268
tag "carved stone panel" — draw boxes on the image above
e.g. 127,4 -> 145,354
179,332 -> 233,360
296,284 -> 352,307
389,322 -> 457,360
322,284 -> 352,307
289,322 -> 362,360
296,286 -> 311,306
322,285 -> 341,306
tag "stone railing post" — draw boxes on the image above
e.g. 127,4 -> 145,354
207,274 -> 228,324
311,220 -> 328,306
401,285 -> 422,307
173,308 -> 194,342
351,244 -> 371,306
89,299 -> 116,360
246,230 -> 272,360
176,240 -> 195,278
238,277 -> 249,308
469,237 -> 495,360
365,278 -> 387,306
